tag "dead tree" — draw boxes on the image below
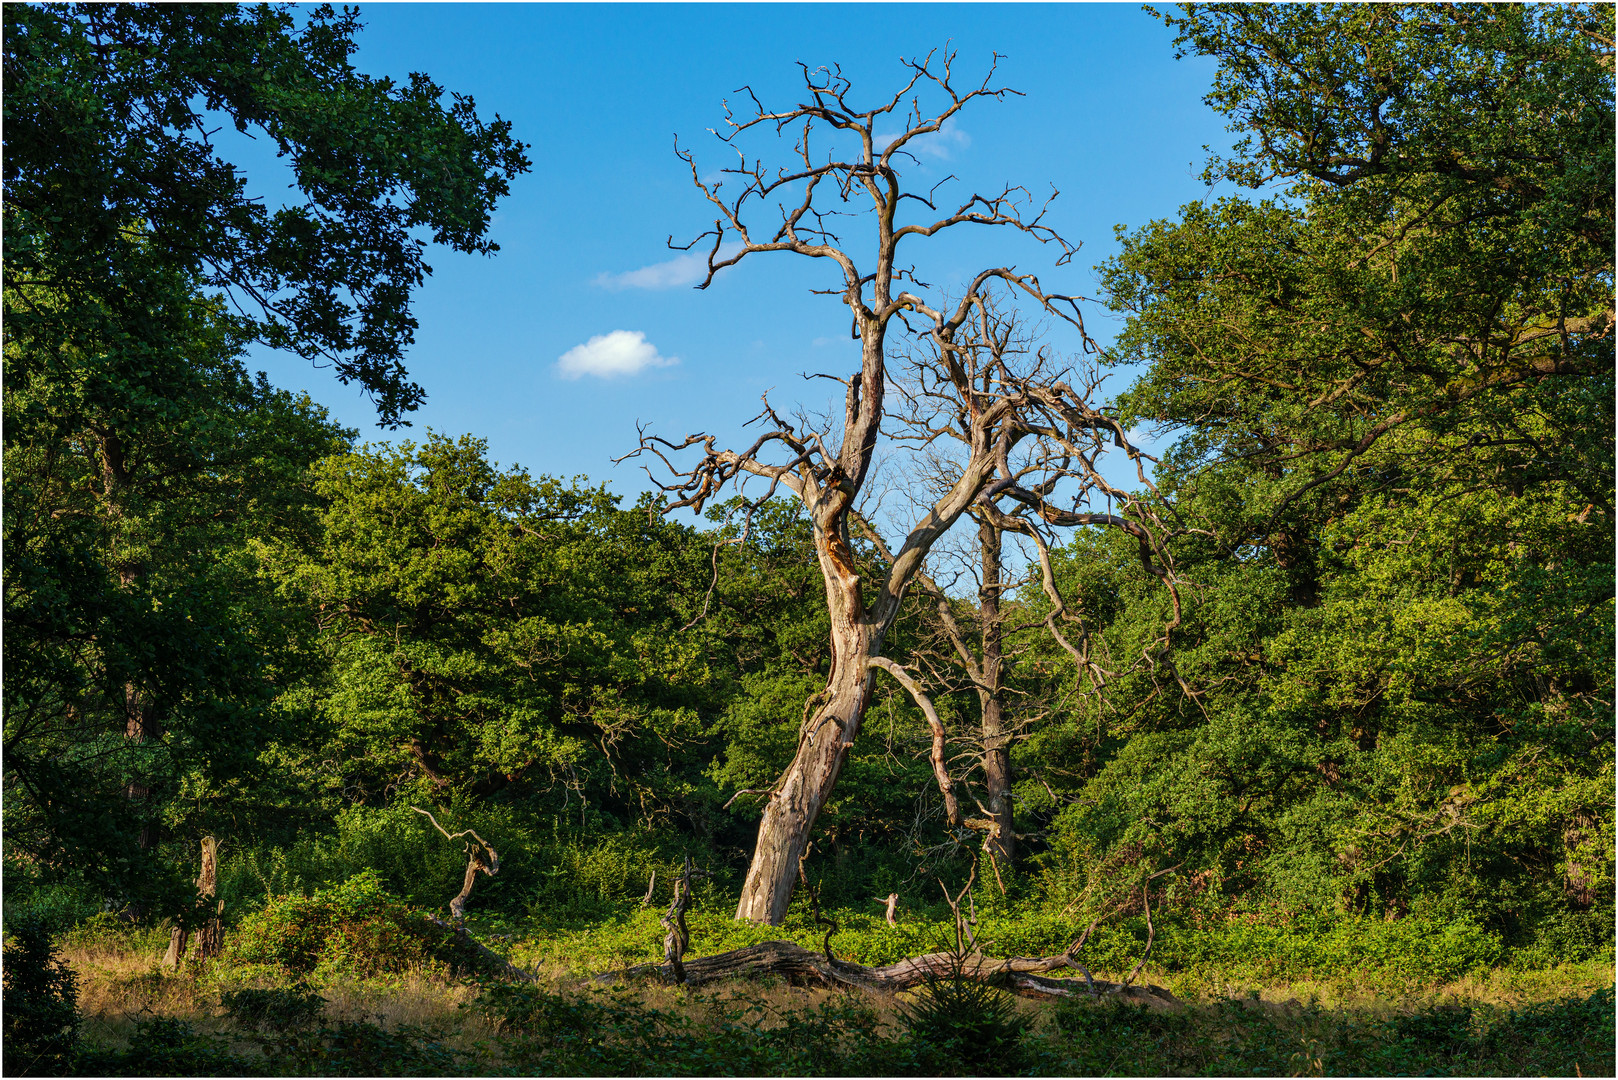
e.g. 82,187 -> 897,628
625,52 -> 1173,925
411,806 -> 499,923
659,856 -> 708,985
902,513 -> 1026,873
411,806 -> 537,981
851,298 -> 1184,885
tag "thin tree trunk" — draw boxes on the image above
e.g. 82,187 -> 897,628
977,519 -> 1015,868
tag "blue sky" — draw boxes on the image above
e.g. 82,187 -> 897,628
247,3 -> 1234,508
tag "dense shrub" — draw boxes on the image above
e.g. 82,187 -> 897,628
226,871 -> 470,978
220,802 -> 540,917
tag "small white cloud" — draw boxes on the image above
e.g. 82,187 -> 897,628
555,330 -> 678,380
593,243 -> 744,291
874,117 -> 971,161
593,253 -> 708,291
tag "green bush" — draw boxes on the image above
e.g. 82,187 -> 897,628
0,862 -> 100,939
220,802 -> 538,918
226,871 -> 472,978
898,966 -> 1032,1076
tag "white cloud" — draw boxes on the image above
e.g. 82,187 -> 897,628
555,330 -> 678,380
874,117 -> 971,161
593,243 -> 744,291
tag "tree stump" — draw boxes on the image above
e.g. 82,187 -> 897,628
164,836 -> 222,969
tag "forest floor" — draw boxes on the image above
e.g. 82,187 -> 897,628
59,916 -> 1616,1077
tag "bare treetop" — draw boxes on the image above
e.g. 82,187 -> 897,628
675,49 -> 1076,307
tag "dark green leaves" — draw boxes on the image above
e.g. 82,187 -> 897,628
3,3 -> 531,425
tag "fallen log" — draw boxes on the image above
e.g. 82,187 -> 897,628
594,940 -> 1176,1005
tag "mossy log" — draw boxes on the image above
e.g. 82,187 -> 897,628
594,940 -> 1176,1005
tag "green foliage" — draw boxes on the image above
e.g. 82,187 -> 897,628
256,434 -> 739,827
4,3 -> 531,424
468,982 -> 910,1077
75,1014 -> 464,1078
220,800 -> 538,917
61,973 -> 1615,1077
3,0 -> 529,915
1,919 -> 81,1077
1007,2 -> 1616,967
226,871 -> 475,979
1042,986 -> 1616,1078
76,1018 -> 258,1077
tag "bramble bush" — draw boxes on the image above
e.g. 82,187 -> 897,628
226,870 -> 480,979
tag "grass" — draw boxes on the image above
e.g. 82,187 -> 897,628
45,909 -> 1615,1077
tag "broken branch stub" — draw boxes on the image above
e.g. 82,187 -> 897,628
163,836 -> 223,970
877,892 -> 899,928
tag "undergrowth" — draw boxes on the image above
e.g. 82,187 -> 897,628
10,870 -> 1612,1077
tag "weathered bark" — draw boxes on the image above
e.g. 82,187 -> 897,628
164,836 -> 222,969
976,519 -> 1015,869
595,941 -> 1176,1005
411,806 -> 499,922
660,856 -> 706,984
736,561 -> 876,924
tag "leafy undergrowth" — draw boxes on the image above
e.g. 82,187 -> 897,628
483,894 -> 1603,1007
225,870 -> 500,981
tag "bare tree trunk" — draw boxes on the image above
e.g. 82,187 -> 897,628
976,519 -> 1015,869
737,554 -> 876,923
